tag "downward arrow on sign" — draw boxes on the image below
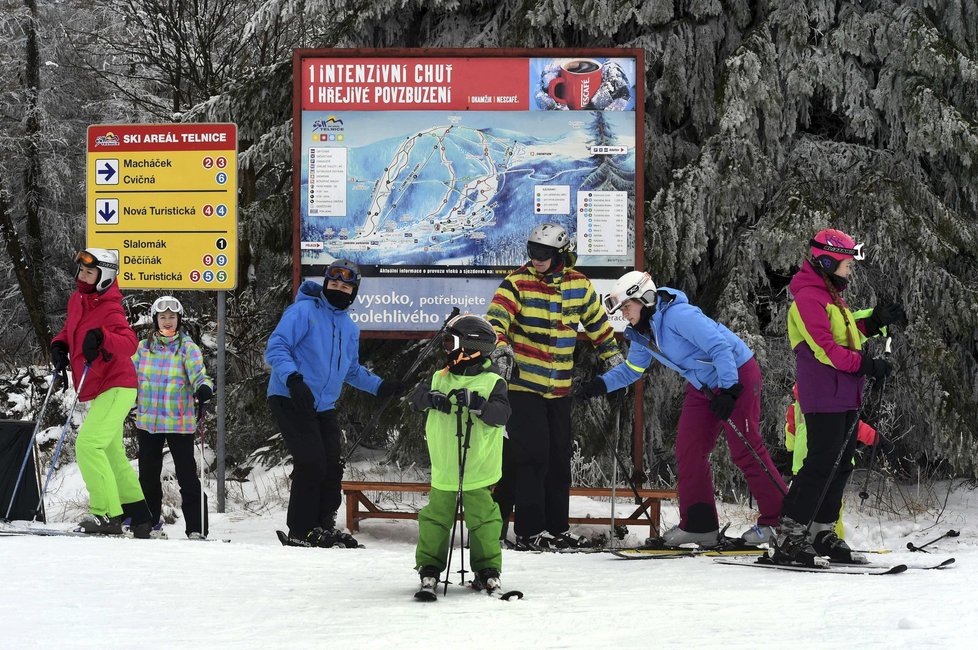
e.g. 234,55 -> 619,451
97,202 -> 116,222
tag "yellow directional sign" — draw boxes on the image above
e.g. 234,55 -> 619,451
86,123 -> 237,290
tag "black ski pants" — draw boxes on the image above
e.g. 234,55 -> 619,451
268,396 -> 343,537
781,410 -> 859,525
493,391 -> 573,538
137,429 -> 207,536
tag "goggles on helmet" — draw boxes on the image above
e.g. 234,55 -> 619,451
152,296 -> 184,315
527,242 -> 555,262
325,264 -> 358,283
74,251 -> 99,268
810,238 -> 866,261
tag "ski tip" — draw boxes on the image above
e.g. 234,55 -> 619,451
275,530 -> 290,546
414,590 -> 438,602
499,590 -> 524,601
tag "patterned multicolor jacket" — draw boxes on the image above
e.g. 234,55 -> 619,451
487,262 -> 619,398
133,333 -> 212,434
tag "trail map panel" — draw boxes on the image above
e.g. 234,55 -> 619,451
295,51 -> 642,332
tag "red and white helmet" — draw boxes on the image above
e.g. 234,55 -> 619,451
603,271 -> 657,314
810,228 -> 865,273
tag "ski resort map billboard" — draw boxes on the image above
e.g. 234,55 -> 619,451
293,49 -> 644,334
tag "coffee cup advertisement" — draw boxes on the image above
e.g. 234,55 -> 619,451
532,57 -> 636,111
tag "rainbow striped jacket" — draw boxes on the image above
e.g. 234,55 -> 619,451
132,333 -> 212,434
487,263 -> 619,398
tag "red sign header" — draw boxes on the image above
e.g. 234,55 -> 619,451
88,123 -> 237,152
300,57 -> 530,111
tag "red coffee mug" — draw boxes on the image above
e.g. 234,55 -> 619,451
548,59 -> 603,110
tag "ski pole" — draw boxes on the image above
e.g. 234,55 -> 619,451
592,389 -> 656,525
345,307 -> 460,463
907,529 -> 959,553
4,370 -> 61,521
859,337 -> 892,504
444,390 -> 473,595
700,387 -> 787,497
609,391 -> 620,550
197,402 -> 207,538
34,365 -> 90,522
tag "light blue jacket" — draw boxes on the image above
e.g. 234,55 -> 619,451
265,280 -> 382,411
600,287 -> 753,392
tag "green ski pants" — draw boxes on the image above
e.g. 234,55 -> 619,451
76,387 -> 144,517
416,486 -> 502,573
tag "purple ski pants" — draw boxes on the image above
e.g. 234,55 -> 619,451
675,357 -> 785,530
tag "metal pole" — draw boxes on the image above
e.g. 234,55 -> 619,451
217,290 -> 226,512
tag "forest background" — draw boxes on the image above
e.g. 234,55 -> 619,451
1,0 -> 976,508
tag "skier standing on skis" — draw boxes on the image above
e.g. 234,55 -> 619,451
50,249 -> 155,537
577,270 -> 786,547
773,229 -> 903,566
132,296 -> 213,539
265,260 -> 407,548
487,223 -> 622,550
410,314 -> 511,597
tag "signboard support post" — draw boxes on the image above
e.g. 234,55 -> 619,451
216,290 -> 227,513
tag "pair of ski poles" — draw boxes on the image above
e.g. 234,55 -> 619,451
4,365 -> 89,524
443,388 -> 475,595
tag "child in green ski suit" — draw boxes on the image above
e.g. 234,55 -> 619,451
409,314 -> 511,593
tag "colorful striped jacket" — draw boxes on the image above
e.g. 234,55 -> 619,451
487,262 -> 620,398
133,332 -> 212,434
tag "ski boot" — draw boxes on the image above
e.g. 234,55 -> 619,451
77,514 -> 123,535
512,530 -> 566,551
813,528 -> 866,564
769,517 -> 827,568
660,525 -> 720,548
280,527 -> 331,548
471,567 -> 502,593
415,566 -> 440,601
741,524 -> 777,546
553,530 -> 593,549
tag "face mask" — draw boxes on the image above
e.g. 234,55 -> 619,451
324,288 -> 354,310
828,273 -> 848,291
76,278 -> 97,294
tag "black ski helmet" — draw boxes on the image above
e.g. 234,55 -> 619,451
325,259 -> 362,302
443,314 -> 497,366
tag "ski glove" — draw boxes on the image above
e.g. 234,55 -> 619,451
82,328 -> 104,364
575,377 -> 607,400
377,379 -> 408,399
709,383 -> 743,421
195,384 -> 214,405
453,389 -> 486,414
489,344 -> 516,381
864,302 -> 905,336
50,341 -> 69,372
857,354 -> 892,380
427,391 -> 452,414
286,373 -> 316,412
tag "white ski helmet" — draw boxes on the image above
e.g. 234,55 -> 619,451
151,296 -> 184,331
603,271 -> 657,314
74,248 -> 119,292
527,223 -> 571,253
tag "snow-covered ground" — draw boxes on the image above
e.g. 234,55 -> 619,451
2,456 -> 976,649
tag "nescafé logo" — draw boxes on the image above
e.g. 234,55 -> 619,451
95,132 -> 121,146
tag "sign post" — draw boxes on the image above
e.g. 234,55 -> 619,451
87,123 -> 237,512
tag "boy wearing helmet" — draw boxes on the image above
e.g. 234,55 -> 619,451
773,229 -> 903,566
578,270 -> 786,548
132,296 -> 214,538
49,249 -> 155,536
265,260 -> 407,548
409,314 -> 511,597
487,223 -> 622,550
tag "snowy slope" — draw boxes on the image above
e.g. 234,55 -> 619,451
2,468 -> 976,649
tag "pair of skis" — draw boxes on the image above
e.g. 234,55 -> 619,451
715,555 -> 955,575
415,579 -> 523,602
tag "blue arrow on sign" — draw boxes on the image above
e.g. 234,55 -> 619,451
98,161 -> 116,182
97,201 -> 116,223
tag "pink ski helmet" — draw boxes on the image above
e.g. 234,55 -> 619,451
810,228 -> 865,273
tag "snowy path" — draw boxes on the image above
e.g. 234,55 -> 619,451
2,519 -> 975,649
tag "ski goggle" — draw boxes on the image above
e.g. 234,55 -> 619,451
527,242 -> 556,262
810,238 -> 866,261
325,264 -> 358,283
603,293 -> 626,314
152,296 -> 183,315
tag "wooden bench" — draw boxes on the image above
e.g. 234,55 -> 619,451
341,481 -> 677,538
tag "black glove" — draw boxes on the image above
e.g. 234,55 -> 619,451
864,303 -> 905,336
50,341 -> 69,372
427,391 -> 452,414
286,372 -> 315,412
454,389 -> 487,413
377,379 -> 408,399
709,383 -> 743,421
195,384 -> 213,405
576,377 -> 607,400
857,353 -> 893,379
82,328 -> 104,364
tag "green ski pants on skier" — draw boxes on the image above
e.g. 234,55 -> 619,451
416,486 -> 502,573
76,387 -> 144,517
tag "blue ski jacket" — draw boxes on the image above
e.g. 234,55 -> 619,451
265,280 -> 382,411
600,287 -> 753,392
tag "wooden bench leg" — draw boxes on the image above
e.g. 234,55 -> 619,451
345,491 -> 360,532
